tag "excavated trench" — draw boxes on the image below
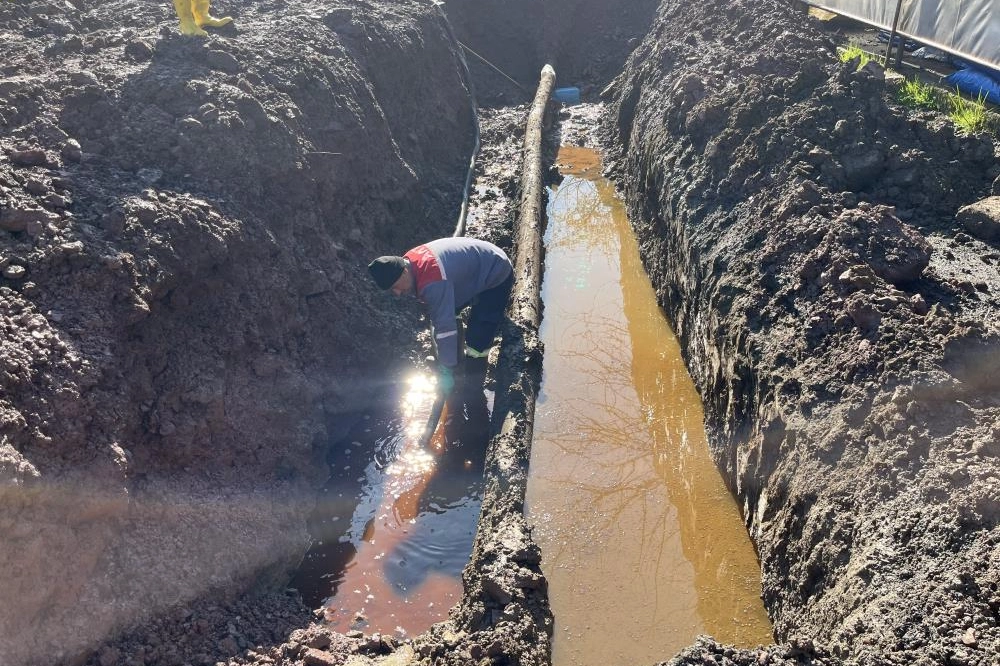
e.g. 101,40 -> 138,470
3,0 -> 1000,665
289,370 -> 493,637
526,144 -> 771,665
281,135 -> 775,662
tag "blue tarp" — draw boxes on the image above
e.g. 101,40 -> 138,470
945,67 -> 1000,106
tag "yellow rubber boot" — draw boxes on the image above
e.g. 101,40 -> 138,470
192,0 -> 233,28
173,0 -> 207,36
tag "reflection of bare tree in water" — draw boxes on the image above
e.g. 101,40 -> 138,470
529,147 -> 771,666
546,176 -> 621,258
529,148 -> 766,666
545,376 -> 679,600
539,193 -> 681,577
608,171 -> 772,643
535,150 -> 770,651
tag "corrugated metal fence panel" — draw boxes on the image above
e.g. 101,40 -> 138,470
808,0 -> 1000,70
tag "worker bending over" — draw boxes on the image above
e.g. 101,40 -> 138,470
368,237 -> 514,394
172,0 -> 232,36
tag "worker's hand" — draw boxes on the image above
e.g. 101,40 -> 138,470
437,366 -> 455,394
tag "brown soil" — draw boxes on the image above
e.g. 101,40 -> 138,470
602,1 -> 1000,664
5,0 -> 1000,665
1,0 -> 474,662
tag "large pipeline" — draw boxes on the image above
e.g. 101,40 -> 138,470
414,64 -> 557,666
509,64 -> 556,330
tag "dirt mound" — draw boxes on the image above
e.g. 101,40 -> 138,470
0,0 -> 476,662
604,0 -> 1000,664
75,100 -> 548,666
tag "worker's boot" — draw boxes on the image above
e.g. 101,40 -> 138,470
192,0 -> 233,28
463,344 -> 489,359
173,0 -> 207,36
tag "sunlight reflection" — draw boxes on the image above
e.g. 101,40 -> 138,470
387,446 -> 436,478
401,372 -> 439,441
311,363 -> 489,637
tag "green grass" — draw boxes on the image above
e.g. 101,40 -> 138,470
838,43 -> 887,70
830,40 -> 998,137
897,77 -> 939,110
892,77 -> 994,136
838,43 -> 872,69
947,89 -> 990,135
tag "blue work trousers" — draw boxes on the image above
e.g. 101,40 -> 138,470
465,272 -> 514,353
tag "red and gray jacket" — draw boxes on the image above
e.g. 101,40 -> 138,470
404,237 -> 512,367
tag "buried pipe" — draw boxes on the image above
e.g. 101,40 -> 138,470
429,0 -> 481,240
470,60 -> 555,585
427,64 -> 556,662
509,64 -> 556,329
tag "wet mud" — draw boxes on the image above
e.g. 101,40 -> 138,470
3,0 -> 1000,664
603,0 -> 1000,664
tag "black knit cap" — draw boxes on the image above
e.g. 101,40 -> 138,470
367,256 -> 406,290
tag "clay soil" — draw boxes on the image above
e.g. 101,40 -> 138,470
4,0 -> 1000,665
0,0 -> 621,662
1,0 -> 475,663
602,0 -> 1000,665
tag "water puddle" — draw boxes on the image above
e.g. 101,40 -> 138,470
290,370 -> 491,637
525,146 -> 772,666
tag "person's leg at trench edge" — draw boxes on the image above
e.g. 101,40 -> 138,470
446,274 -> 511,433
465,272 -> 514,360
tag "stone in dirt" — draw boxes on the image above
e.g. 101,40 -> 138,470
301,648 -> 339,666
124,39 -> 154,62
61,138 -> 83,163
206,49 -> 240,74
10,147 -> 47,167
956,196 -> 1000,242
3,264 -> 27,279
0,206 -> 60,232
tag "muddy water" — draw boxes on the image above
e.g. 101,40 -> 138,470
290,372 -> 491,637
525,147 -> 772,666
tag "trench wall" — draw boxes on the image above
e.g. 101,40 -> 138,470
0,1 -> 474,663
604,0 -> 1000,663
441,0 -> 658,101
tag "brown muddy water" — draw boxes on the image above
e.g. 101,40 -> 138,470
525,146 -> 772,666
290,371 -> 491,637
